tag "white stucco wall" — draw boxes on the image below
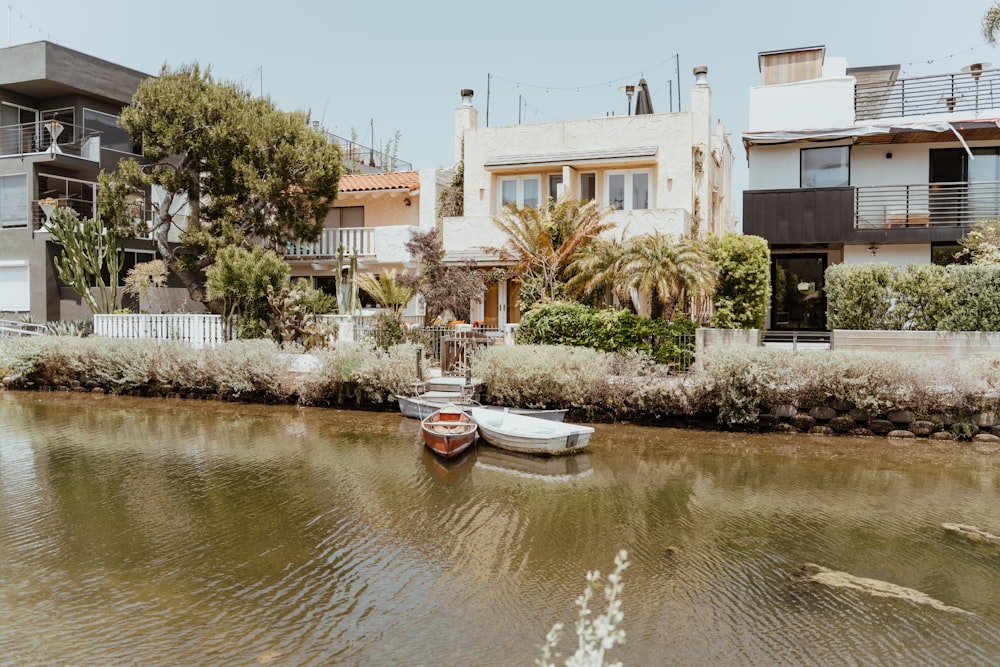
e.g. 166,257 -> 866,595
748,78 -> 855,132
330,192 -> 418,228
842,243 -> 929,266
370,225 -> 418,265
747,144 -> 807,189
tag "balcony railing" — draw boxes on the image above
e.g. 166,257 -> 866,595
0,121 -> 101,160
323,132 -> 412,173
856,68 -> 1000,120
33,196 -> 97,231
855,180 -> 1000,229
285,227 -> 375,258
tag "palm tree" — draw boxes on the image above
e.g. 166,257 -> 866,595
613,233 -> 716,321
985,4 -> 1000,43
564,236 -> 625,305
486,197 -> 616,305
353,270 -> 414,322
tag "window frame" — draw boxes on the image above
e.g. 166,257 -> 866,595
604,169 -> 653,210
0,173 -> 28,228
83,107 -> 141,155
497,175 -> 542,211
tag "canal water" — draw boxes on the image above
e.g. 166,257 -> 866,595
1,392 -> 999,665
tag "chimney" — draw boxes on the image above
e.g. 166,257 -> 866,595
693,65 -> 708,86
454,88 -> 478,165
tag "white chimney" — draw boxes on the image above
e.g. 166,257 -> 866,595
693,65 -> 708,86
454,88 -> 478,165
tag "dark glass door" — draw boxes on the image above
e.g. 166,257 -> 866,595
771,255 -> 827,331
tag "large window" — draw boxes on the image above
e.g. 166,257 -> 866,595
0,262 -> 29,311
801,146 -> 849,188
548,174 -> 563,201
0,174 -> 28,228
498,176 -> 541,210
606,170 -> 651,210
83,108 -> 139,154
579,173 -> 596,202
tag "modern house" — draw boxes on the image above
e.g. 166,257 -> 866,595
0,41 -> 152,322
743,45 -> 1000,332
441,69 -> 735,327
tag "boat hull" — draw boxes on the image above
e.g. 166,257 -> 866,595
421,404 -> 478,459
397,395 -> 567,422
467,407 -> 593,456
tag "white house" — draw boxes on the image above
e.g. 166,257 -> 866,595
442,69 -> 735,327
743,45 -> 1000,332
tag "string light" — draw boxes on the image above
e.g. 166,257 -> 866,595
7,4 -> 55,43
491,54 -> 678,92
900,41 -> 991,75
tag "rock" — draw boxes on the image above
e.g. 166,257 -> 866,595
789,414 -> 817,431
848,427 -> 875,438
828,416 -> 856,433
771,422 -> 800,434
972,433 -> 1000,443
808,406 -> 838,421
910,421 -> 938,437
828,398 -> 853,412
757,414 -> 779,429
973,412 -> 997,429
848,408 -> 872,422
72,387 -> 86,393
887,430 -> 915,439
808,426 -> 835,436
887,410 -> 914,425
91,387 -> 105,394
2,375 -> 17,386
942,523 -> 1000,546
929,412 -> 955,427
773,404 -> 797,418
868,419 -> 895,435
929,431 -> 957,441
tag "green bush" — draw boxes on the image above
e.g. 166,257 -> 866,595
825,263 -> 896,330
885,264 -> 952,331
516,302 -> 694,366
939,265 -> 1000,331
709,233 -> 770,329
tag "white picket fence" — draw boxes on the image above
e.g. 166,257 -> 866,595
93,314 -> 226,348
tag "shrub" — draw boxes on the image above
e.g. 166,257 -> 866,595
305,341 -> 418,406
886,264 -> 951,330
825,263 -> 895,330
709,233 -> 770,329
939,265 -> 1000,331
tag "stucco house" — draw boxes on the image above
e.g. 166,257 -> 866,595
441,68 -> 735,327
743,45 -> 1000,333
0,41 -> 152,323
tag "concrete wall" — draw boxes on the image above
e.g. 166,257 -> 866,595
832,330 -> 1000,357
695,327 -> 762,369
842,243 -> 929,266
748,77 -> 855,132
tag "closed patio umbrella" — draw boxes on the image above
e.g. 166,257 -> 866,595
634,78 -> 654,115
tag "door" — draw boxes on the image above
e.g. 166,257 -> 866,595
929,148 -> 966,225
771,255 -> 827,331
506,279 -> 521,324
483,282 -> 499,326
1,103 -> 39,154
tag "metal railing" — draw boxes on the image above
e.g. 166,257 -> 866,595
0,121 -> 101,159
324,132 -> 412,173
855,180 -> 1000,229
0,319 -> 47,337
856,68 -> 1000,120
285,227 -> 375,258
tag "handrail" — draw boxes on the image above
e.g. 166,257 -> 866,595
855,180 -> 1000,229
0,121 -> 101,159
0,319 -> 47,337
856,67 -> 1000,120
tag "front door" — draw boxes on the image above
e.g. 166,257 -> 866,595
771,254 -> 827,331
483,282 -> 499,326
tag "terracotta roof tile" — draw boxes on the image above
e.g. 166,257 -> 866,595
339,171 -> 420,193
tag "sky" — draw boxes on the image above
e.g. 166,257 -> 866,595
10,0 -> 1000,221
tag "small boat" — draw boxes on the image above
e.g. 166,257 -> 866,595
466,407 -> 594,456
396,394 -> 567,422
475,446 -> 594,482
421,404 -> 478,459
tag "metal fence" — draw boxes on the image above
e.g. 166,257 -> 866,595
0,319 -> 47,337
855,67 -> 1000,120
93,314 -> 226,348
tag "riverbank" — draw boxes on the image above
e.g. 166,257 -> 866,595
3,336 -> 1000,443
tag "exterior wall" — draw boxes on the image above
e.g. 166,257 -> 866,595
330,192 -> 418,228
850,144 -> 927,186
832,329 -> 1000,357
747,144 -> 804,189
842,243 -> 929,266
748,78 -> 855,132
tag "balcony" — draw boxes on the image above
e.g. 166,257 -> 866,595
1,121 -> 101,161
744,183 -> 991,246
323,132 -> 413,174
855,67 -> 1000,121
284,225 -> 417,265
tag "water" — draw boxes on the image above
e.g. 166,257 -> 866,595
1,391 -> 999,666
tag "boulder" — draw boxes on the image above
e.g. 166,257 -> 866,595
828,398 -> 854,412
757,414 -> 779,429
771,422 -> 800,434
773,404 -> 797,418
972,433 -> 1000,443
808,406 -> 838,421
929,431 -> 957,441
848,427 -> 875,438
808,426 -> 835,436
910,421 -> 938,437
789,414 -> 817,431
828,416 -> 856,433
886,410 -> 914,425
868,419 -> 895,435
887,430 -> 915,439
973,412 -> 997,429
848,408 -> 873,422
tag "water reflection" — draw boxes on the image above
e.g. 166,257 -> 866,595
1,392 -> 999,665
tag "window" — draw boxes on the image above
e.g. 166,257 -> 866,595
0,263 -> 29,311
498,176 -> 541,210
801,146 -> 849,188
326,206 -> 365,228
580,173 -> 596,202
38,173 -> 97,222
548,174 -> 563,201
83,108 -> 140,154
605,170 -> 651,210
0,174 -> 28,228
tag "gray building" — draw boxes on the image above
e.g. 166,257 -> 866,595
0,40 -> 151,322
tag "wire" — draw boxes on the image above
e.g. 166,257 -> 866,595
7,3 -> 55,42
491,54 -> 679,92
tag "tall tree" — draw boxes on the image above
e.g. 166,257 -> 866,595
109,64 -> 344,302
400,228 -> 483,323
487,198 -> 615,309
354,271 -> 414,323
615,233 -> 715,321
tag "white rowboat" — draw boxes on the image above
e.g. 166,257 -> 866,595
466,407 -> 593,456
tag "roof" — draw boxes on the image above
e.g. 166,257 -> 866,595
483,146 -> 658,169
338,171 -> 420,194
